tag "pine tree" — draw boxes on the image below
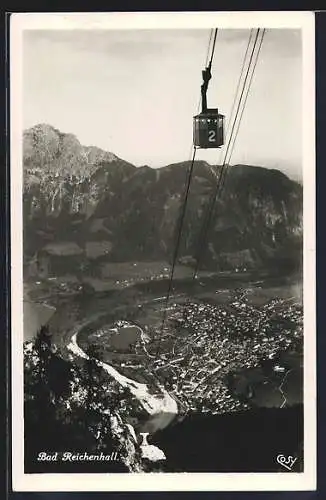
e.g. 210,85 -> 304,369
32,325 -> 54,419
24,324 -> 60,468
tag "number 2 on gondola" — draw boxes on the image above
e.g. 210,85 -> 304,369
208,129 -> 216,142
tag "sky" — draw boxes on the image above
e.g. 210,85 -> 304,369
23,28 -> 302,179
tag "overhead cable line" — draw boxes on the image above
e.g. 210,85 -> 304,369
189,29 -> 256,284
157,147 -> 197,343
224,29 -> 266,168
218,29 -> 254,165
155,29 -> 218,357
189,29 -> 262,287
205,30 -> 213,67
186,28 -> 265,304
216,29 -> 266,195
208,29 -> 218,67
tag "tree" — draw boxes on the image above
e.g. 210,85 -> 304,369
24,325 -> 65,469
24,330 -> 133,472
30,324 -> 54,418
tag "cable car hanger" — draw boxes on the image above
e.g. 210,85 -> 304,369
201,61 -> 212,114
193,29 -> 225,149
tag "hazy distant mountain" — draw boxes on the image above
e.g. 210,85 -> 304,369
23,124 -> 303,277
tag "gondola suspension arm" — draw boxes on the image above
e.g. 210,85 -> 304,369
201,28 -> 217,113
201,63 -> 212,113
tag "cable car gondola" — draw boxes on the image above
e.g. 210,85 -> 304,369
193,62 -> 225,149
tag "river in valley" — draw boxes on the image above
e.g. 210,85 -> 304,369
23,271 -> 304,465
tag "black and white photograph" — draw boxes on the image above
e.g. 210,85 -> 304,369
10,11 -> 316,492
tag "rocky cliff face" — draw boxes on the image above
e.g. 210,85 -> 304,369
23,124 -> 303,278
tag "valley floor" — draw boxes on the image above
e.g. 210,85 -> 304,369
23,265 -> 304,472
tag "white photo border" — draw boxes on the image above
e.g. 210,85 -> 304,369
10,10 -> 316,492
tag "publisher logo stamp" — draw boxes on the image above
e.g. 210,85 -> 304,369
276,454 -> 297,471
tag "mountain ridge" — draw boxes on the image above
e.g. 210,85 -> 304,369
23,124 -> 303,278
